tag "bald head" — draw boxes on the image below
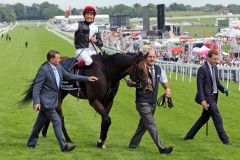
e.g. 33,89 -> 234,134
146,50 -> 157,66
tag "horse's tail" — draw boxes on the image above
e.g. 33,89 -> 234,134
18,79 -> 35,105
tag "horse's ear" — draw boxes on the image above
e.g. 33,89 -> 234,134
137,51 -> 148,60
143,53 -> 148,59
143,51 -> 150,59
136,52 -> 144,59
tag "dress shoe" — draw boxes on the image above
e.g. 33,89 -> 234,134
128,146 -> 137,150
183,136 -> 193,141
223,141 -> 232,145
62,144 -> 76,152
159,146 -> 173,154
27,145 -> 35,149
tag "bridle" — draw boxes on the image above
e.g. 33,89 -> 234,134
126,58 -> 150,89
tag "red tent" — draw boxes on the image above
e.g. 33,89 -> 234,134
204,43 -> 217,50
171,47 -> 183,53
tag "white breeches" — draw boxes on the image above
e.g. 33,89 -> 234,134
75,48 -> 97,66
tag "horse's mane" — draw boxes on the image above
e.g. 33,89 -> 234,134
92,52 -> 141,67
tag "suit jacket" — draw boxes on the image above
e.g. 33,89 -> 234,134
32,62 -> 89,109
195,62 -> 225,104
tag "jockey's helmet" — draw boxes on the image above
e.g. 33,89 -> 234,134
83,6 -> 96,16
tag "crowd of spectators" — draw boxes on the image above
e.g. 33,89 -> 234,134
101,30 -> 240,68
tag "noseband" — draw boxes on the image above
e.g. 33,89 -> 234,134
129,59 -> 150,89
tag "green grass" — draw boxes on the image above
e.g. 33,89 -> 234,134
1,25 -> 240,160
151,17 -> 216,26
181,26 -> 218,37
149,17 -> 218,37
166,18 -> 216,25
166,18 -> 218,37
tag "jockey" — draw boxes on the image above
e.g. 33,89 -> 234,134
59,6 -> 103,69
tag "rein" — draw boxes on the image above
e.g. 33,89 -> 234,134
157,94 -> 174,108
68,48 -> 85,71
90,40 -> 105,54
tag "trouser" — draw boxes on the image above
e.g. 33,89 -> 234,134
129,103 -> 165,150
75,48 -> 97,66
27,107 -> 66,150
185,95 -> 229,143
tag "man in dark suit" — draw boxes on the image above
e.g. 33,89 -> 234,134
27,50 -> 98,152
184,49 -> 230,144
127,50 -> 173,154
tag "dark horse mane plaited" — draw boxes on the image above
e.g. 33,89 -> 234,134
19,52 -> 148,149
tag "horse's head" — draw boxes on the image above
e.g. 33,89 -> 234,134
93,52 -> 151,91
127,52 -> 152,91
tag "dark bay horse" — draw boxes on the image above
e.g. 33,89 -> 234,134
21,52 -> 150,148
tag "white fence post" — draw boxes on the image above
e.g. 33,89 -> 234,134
239,69 -> 240,91
221,68 -> 225,82
189,65 -> 192,83
170,65 -> 172,79
182,66 -> 185,81
227,69 -> 229,89
176,64 -> 178,80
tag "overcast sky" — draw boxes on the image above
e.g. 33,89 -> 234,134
1,0 -> 239,9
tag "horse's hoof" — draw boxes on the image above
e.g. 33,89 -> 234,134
96,140 -> 103,148
102,144 -> 107,149
97,139 -> 107,149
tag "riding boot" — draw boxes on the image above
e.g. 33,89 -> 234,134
75,60 -> 85,69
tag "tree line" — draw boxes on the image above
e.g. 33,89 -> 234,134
0,2 -> 63,22
97,3 -> 240,17
0,2 -> 240,22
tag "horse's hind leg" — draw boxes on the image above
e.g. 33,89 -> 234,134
41,120 -> 50,137
57,108 -> 72,143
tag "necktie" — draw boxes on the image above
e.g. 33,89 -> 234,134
53,68 -> 60,88
212,66 -> 217,93
150,67 -> 155,88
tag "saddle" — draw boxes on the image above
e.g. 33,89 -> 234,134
61,58 -> 79,72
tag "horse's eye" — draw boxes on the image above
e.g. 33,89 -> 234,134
136,69 -> 143,74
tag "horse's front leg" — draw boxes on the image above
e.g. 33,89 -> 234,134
97,100 -> 114,148
91,99 -> 111,149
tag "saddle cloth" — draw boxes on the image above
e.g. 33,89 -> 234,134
61,58 -> 84,90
